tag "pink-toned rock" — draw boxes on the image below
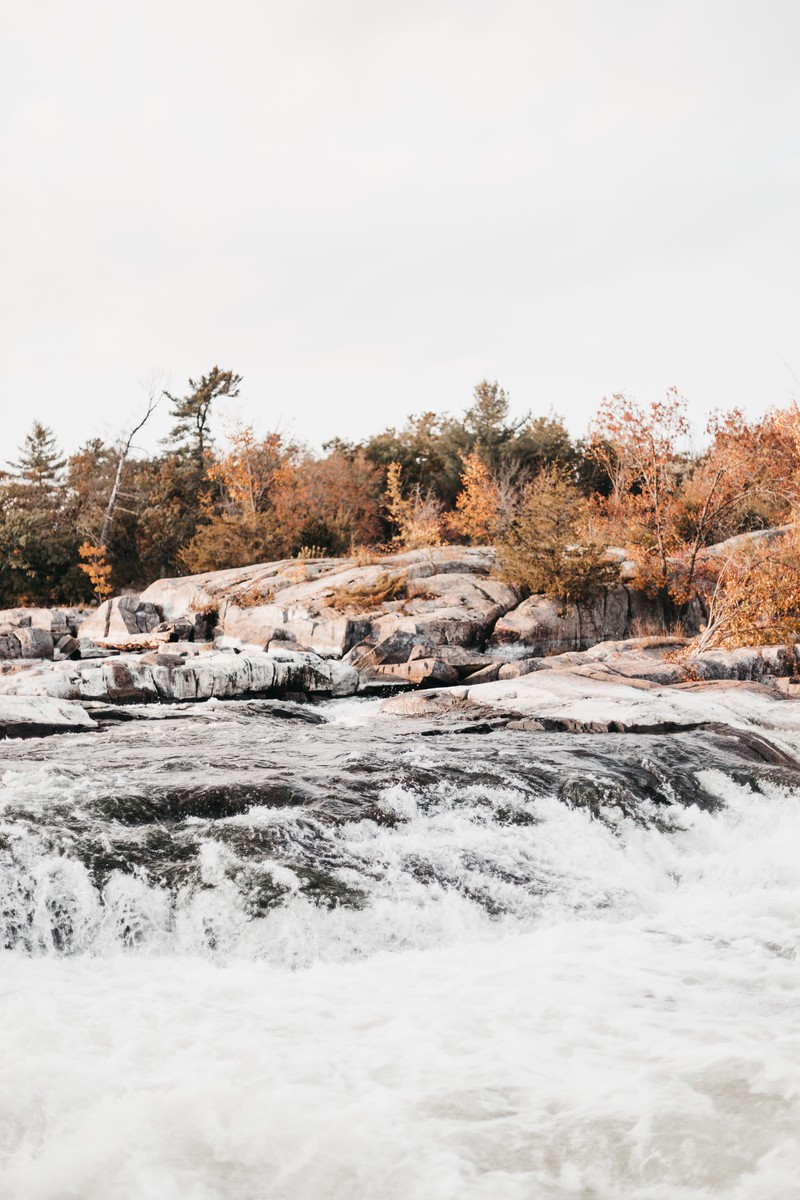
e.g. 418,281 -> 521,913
358,657 -> 459,690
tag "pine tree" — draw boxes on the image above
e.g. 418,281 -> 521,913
498,466 -> 620,605
164,366 -> 242,472
9,422 -> 66,487
0,424 -> 81,604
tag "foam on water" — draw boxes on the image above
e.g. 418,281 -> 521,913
0,726 -> 799,1198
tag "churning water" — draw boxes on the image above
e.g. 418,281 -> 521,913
0,702 -> 798,1199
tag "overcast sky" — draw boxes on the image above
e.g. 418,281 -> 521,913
3,0 -> 799,459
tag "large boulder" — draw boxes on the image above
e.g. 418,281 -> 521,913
488,586 -> 681,657
357,657 -> 460,691
139,547 -> 517,657
345,632 -> 494,680
79,597 -> 163,647
0,627 -> 54,660
489,595 -> 581,657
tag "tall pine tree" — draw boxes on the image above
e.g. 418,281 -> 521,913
164,367 -> 242,474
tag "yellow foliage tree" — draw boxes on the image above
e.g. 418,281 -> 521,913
77,542 -> 114,600
384,462 -> 444,549
207,427 -> 288,517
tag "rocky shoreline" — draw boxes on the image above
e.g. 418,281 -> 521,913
1,545 -> 798,741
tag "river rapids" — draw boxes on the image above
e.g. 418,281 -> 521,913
0,698 -> 798,1199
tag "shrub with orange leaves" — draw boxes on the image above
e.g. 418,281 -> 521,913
689,528 -> 800,653
271,449 -> 384,555
588,391 -> 791,605
206,427 -> 290,517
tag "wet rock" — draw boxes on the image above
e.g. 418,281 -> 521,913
380,689 -> 471,717
359,657 -> 459,690
345,631 -> 491,681
344,630 -> 431,670
0,696 -> 95,737
409,643 -> 496,676
328,661 -> 359,697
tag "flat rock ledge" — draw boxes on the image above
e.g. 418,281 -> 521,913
380,639 -> 800,746
0,649 -> 358,707
0,696 -> 96,738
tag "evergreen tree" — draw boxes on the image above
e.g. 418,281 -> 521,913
461,380 -> 522,455
9,422 -> 66,486
0,424 -> 84,604
164,366 -> 242,472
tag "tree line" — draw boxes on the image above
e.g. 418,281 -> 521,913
2,366 -> 800,650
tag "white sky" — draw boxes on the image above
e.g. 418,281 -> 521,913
2,0 -> 799,459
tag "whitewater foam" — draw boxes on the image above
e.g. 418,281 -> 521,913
1,721 -> 799,1197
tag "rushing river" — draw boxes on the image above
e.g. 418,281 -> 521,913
1,698 -> 799,1199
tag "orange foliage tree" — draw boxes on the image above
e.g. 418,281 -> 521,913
180,427 -> 297,572
447,452 -> 501,543
588,391 -> 789,605
207,427 -> 291,518
588,389 -> 690,594
271,449 -> 384,555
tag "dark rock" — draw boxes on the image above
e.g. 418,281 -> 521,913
77,640 -> 118,659
55,635 -> 80,659
345,630 -> 433,669
15,628 -> 53,660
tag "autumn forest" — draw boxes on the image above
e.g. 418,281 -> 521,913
3,367 -> 799,653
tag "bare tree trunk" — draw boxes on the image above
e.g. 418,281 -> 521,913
99,381 -> 161,549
